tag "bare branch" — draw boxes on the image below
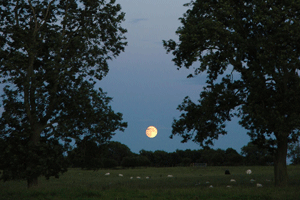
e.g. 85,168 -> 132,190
40,0 -> 55,28
28,0 -> 39,34
14,0 -> 20,27
62,3 -> 70,38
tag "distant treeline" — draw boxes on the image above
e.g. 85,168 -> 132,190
67,138 -> 275,170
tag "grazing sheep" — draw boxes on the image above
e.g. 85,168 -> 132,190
105,173 -> 110,176
136,176 -> 141,179
167,175 -> 173,178
130,177 -> 133,179
250,179 -> 255,182
230,179 -> 236,182
206,181 -> 210,184
225,169 -> 230,175
256,183 -> 263,187
118,174 -> 123,177
246,169 -> 252,174
226,185 -> 232,188
209,185 -> 213,188
146,176 -> 149,179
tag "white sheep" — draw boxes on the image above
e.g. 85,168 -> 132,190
226,185 -> 232,188
250,179 -> 255,182
256,183 -> 263,187
130,177 -> 133,179
209,185 -> 213,188
136,176 -> 141,179
246,169 -> 252,174
118,174 -> 123,177
146,176 -> 149,179
230,179 -> 236,182
105,173 -> 110,176
167,175 -> 173,178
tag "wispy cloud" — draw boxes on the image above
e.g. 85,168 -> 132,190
138,119 -> 157,122
130,18 -> 148,24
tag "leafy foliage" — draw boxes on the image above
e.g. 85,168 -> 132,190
241,142 -> 274,166
0,0 -> 127,187
65,142 -> 275,168
68,137 -> 103,170
163,0 -> 300,186
68,140 -> 133,169
288,141 -> 300,165
121,156 -> 151,168
101,141 -> 133,166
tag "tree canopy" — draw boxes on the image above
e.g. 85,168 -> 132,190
241,142 -> 274,166
163,0 -> 300,186
0,0 -> 127,187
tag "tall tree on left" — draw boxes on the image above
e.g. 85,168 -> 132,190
0,0 -> 127,188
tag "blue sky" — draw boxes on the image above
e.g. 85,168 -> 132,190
99,0 -> 251,154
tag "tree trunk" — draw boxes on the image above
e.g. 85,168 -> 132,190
27,126 -> 42,188
274,136 -> 288,187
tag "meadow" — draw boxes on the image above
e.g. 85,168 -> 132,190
0,165 -> 299,200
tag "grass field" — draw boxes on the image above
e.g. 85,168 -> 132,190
0,165 -> 299,200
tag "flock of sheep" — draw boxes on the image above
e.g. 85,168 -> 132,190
104,172 -> 173,179
209,169 -> 265,188
103,169 -> 266,188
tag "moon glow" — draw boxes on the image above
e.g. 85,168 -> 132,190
146,126 -> 157,138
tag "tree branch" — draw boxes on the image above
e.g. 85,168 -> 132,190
14,0 -> 20,27
28,0 -> 39,35
40,0 -> 55,28
62,3 -> 70,38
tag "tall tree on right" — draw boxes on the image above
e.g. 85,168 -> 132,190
163,0 -> 300,186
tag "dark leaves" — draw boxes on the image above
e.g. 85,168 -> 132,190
0,0 -> 127,184
165,0 -> 300,148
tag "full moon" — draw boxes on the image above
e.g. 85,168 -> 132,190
146,126 -> 157,138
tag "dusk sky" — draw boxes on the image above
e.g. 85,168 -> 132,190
99,0 -> 251,154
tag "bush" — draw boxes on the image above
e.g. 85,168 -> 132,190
137,156 -> 151,167
121,157 -> 137,168
121,156 -> 151,168
102,158 -> 118,169
181,158 -> 192,166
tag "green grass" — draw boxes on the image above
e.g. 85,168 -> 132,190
0,166 -> 299,199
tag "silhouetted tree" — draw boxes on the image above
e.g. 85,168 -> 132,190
121,157 -> 137,168
153,150 -> 169,167
68,137 -> 103,170
163,0 -> 300,186
101,141 -> 133,166
241,142 -> 274,166
211,149 -> 225,166
102,158 -> 118,169
169,152 -> 182,167
181,157 -> 192,166
198,149 -> 215,165
0,0 -> 127,187
224,148 -> 244,166
121,156 -> 150,168
137,156 -> 151,167
139,150 -> 155,166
